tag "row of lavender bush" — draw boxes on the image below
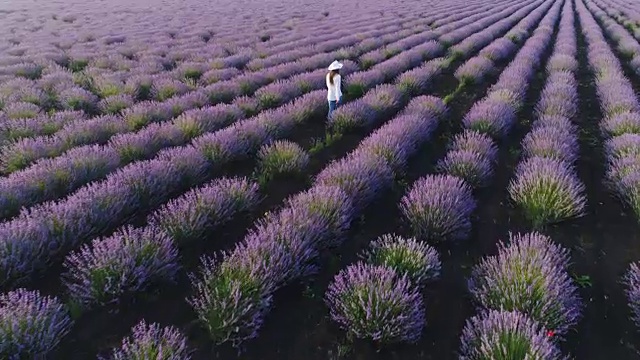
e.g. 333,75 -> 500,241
575,0 -> 640,336
509,0 -> 587,228
459,2 -> 583,357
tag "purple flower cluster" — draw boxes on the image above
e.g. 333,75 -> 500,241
436,149 -> 494,188
149,177 -> 261,245
468,232 -> 582,336
455,57 -> 495,84
190,185 -> 354,344
0,289 -> 73,359
400,174 -> 476,242
624,262 -> 640,330
479,38 -> 517,62
361,234 -> 441,287
509,157 -> 586,228
62,225 -> 180,309
357,96 -> 443,171
328,84 -> 405,133
257,140 -> 310,180
325,262 -> 425,343
107,320 -> 191,360
459,310 -> 565,360
463,97 -> 516,139
522,124 -> 579,164
395,58 -> 445,96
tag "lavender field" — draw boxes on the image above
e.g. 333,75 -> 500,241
3,0 -> 640,358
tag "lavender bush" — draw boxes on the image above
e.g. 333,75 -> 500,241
325,262 -> 425,343
468,232 -> 582,336
400,174 -> 476,242
624,262 -> 640,330
257,140 -> 310,182
0,289 -> 73,359
508,157 -> 586,227
106,320 -> 191,360
62,226 -> 180,309
436,149 -> 494,188
459,310 -> 566,360
361,234 -> 441,287
149,177 -> 261,245
449,130 -> 498,162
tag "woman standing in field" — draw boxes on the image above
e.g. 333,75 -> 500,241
326,60 -> 343,119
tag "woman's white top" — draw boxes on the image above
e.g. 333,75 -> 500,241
326,73 -> 342,101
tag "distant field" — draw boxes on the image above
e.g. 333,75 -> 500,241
1,0 -> 640,358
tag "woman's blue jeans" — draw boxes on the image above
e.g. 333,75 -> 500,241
328,100 -> 339,119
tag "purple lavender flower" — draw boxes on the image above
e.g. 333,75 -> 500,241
361,234 -> 441,287
98,94 -> 134,114
612,164 -> 640,220
522,125 -> 579,164
400,174 -> 476,242
459,310 -> 566,360
188,239 -> 288,345
149,177 -> 261,245
624,262 -> 640,330
107,320 -> 191,360
509,157 -> 586,227
534,114 -> 574,130
255,80 -> 302,109
175,61 -> 208,81
327,100 -> 377,133
62,225 -> 180,309
59,87 -> 98,112
601,111 -> 640,137
202,81 -> 241,104
92,76 -> 125,98
463,98 -> 516,138
402,95 -> 447,119
449,130 -> 498,162
284,185 -> 354,247
605,134 -> 640,160
0,289 -> 73,359
479,38 -> 517,62
436,149 -> 494,188
455,57 -> 495,84
325,262 -> 425,343
258,140 -> 309,181
486,89 -> 521,109
596,80 -> 640,117
345,70 -> 385,98
357,113 -> 438,171
536,83 -> 578,119
3,102 -> 41,119
315,152 -> 394,212
151,78 -> 190,101
547,54 -> 579,73
395,59 -> 444,96
200,68 -> 241,85
361,84 -> 405,119
232,96 -> 260,117
468,232 -> 582,336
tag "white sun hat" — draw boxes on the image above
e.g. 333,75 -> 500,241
328,60 -> 343,71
